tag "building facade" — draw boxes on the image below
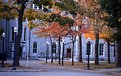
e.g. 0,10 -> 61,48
0,18 -> 115,62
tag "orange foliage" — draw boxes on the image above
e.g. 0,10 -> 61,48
84,25 -> 116,40
34,22 -> 70,38
33,20 -> 88,38
74,14 -> 82,26
78,0 -> 99,10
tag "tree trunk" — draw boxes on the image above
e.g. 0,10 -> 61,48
16,3 -> 26,66
8,20 -> 10,57
107,41 -> 110,63
58,37 -> 61,64
28,29 -> 31,57
72,36 -> 74,65
50,37 -> 53,63
5,20 -> 8,57
78,35 -> 82,62
114,41 -> 116,57
95,32 -> 99,65
116,40 -> 121,67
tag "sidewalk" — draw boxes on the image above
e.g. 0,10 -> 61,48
0,58 -> 121,76
0,59 -> 45,72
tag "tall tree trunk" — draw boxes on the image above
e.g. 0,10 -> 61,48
58,37 -> 61,64
8,20 -> 10,57
16,3 -> 26,66
50,37 -> 53,63
5,19 -> 10,57
107,41 -> 110,63
28,29 -> 31,57
72,36 -> 74,65
95,32 -> 99,65
5,20 -> 8,57
78,35 -> 82,62
116,40 -> 121,67
114,41 -> 116,57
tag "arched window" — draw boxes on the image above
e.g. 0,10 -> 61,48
33,42 -> 37,53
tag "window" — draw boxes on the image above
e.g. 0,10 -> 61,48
24,27 -> 26,41
11,27 -> 14,41
99,43 -> 104,55
33,42 -> 37,53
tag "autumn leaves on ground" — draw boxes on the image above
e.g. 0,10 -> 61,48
40,61 -> 115,70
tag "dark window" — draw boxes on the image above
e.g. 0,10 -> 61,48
67,48 -> 71,53
24,27 -> 26,41
11,27 -> 14,41
33,42 -> 37,53
99,43 -> 104,55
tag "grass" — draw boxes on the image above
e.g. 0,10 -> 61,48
106,72 -> 121,76
0,63 -> 31,70
40,61 -> 116,70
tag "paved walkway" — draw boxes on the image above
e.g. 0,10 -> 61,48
0,72 -> 110,76
0,58 -> 121,76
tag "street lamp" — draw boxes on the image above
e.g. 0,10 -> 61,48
87,37 -> 91,70
46,41 -> 49,64
2,32 -> 5,67
12,27 -> 18,70
62,38 -> 64,66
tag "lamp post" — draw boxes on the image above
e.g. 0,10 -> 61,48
62,38 -> 64,66
2,32 -> 5,67
46,41 -> 49,64
87,37 -> 91,70
12,27 -> 18,70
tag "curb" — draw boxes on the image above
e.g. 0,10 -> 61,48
0,69 -> 46,72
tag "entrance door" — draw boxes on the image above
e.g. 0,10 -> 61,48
66,48 -> 71,58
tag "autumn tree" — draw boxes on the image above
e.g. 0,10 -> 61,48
100,26 -> 116,63
34,21 -> 70,64
0,1 -> 18,57
79,0 -> 110,65
85,23 -> 116,63
0,0 -> 55,66
56,0 -> 84,63
100,0 -> 121,67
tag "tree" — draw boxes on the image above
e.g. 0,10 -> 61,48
15,0 -> 27,66
34,22 -> 70,64
0,0 -> 54,66
77,0 -> 103,65
100,25 -> 116,63
56,0 -> 84,63
100,0 -> 121,67
0,0 -> 29,66
84,25 -> 116,64
0,1 -> 18,56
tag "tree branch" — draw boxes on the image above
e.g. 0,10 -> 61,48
17,0 -> 24,4
11,6 -> 20,12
